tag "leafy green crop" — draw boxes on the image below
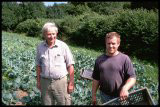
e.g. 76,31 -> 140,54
2,31 -> 158,105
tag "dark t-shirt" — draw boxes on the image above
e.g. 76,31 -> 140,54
92,52 -> 136,97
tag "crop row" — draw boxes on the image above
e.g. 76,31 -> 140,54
2,32 -> 158,105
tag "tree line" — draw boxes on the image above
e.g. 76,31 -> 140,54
2,2 -> 158,63
2,1 -> 158,31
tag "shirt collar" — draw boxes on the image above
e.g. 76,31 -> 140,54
44,40 -> 58,48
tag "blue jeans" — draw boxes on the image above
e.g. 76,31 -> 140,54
100,91 -> 117,104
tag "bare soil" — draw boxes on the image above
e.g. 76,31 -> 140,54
14,89 -> 28,105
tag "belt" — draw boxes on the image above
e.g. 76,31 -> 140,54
41,76 -> 65,80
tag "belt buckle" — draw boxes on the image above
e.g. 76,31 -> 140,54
52,77 -> 60,80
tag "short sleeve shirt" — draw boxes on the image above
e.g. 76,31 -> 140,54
92,52 -> 136,97
36,39 -> 75,79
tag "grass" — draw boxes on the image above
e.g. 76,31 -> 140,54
70,44 -> 103,58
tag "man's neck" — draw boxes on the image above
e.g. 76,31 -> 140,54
106,51 -> 119,56
46,40 -> 56,48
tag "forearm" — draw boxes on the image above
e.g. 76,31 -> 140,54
122,77 -> 136,91
67,65 -> 74,83
67,65 -> 74,93
92,79 -> 100,98
36,65 -> 41,83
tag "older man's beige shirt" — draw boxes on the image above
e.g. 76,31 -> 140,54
36,39 -> 75,79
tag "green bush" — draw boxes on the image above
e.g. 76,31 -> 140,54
71,12 -> 117,47
70,9 -> 158,62
15,18 -> 63,38
14,8 -> 158,62
2,2 -> 47,32
113,9 -> 158,61
15,19 -> 41,37
2,2 -> 20,31
86,2 -> 127,15
65,3 -> 91,16
59,15 -> 84,39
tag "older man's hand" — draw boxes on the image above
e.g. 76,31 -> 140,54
67,81 -> 74,94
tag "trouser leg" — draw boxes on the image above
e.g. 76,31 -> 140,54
40,78 -> 55,105
51,76 -> 71,105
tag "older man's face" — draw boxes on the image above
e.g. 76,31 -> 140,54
45,28 -> 57,45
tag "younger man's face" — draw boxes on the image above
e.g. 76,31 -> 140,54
106,36 -> 120,55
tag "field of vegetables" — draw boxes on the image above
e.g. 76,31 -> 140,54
2,31 -> 158,105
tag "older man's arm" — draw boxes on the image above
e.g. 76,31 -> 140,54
67,64 -> 74,94
36,65 -> 41,92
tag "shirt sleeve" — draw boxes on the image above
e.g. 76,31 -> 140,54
92,60 -> 100,80
124,56 -> 136,79
35,46 -> 41,66
64,45 -> 75,68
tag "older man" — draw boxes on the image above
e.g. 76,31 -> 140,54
36,22 -> 75,105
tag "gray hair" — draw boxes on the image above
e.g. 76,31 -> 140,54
42,22 -> 58,37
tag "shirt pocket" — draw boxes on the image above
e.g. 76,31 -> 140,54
40,55 -> 48,66
55,54 -> 64,64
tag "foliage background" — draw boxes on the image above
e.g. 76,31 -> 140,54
2,1 -> 158,62
2,1 -> 159,105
